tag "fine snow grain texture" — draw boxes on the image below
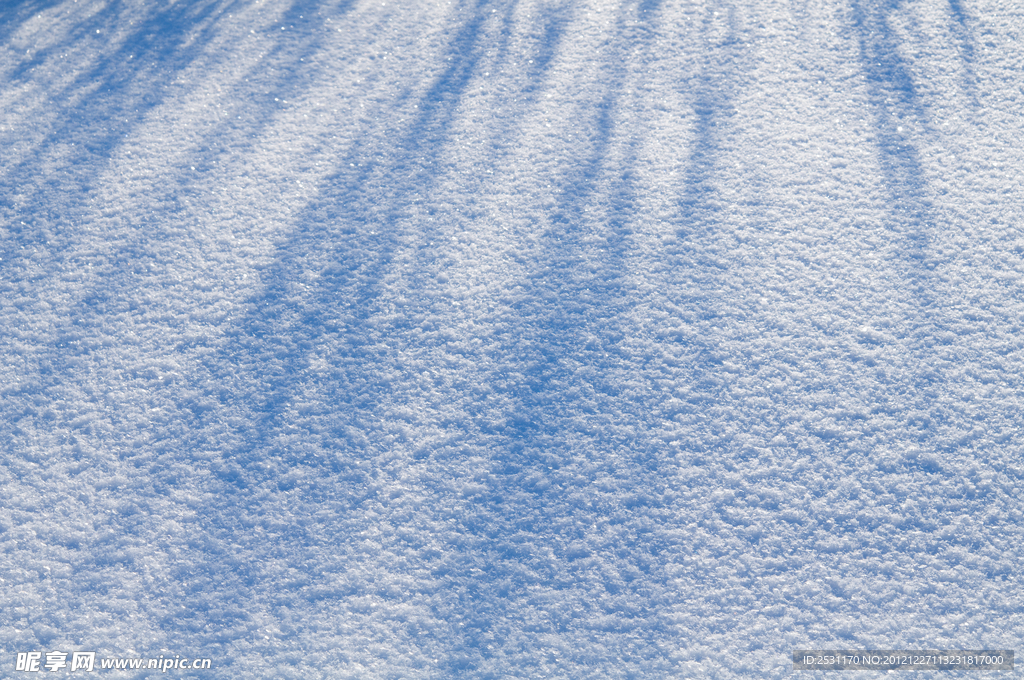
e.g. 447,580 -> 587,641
1,0 -> 1022,678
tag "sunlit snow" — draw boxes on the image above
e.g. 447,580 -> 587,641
1,0 -> 1022,678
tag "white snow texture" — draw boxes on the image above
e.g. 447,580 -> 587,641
1,0 -> 1023,678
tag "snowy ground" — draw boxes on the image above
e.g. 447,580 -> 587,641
2,0 -> 1023,677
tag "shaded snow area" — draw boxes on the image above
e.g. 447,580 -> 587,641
2,0 -> 1023,677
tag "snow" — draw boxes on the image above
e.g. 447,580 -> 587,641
2,0 -> 1023,677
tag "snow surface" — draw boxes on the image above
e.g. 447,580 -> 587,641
1,0 -> 1023,677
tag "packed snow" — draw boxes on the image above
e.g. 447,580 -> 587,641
1,0 -> 1023,677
